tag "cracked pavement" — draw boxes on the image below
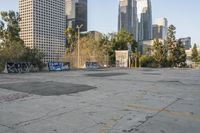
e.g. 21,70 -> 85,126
0,68 -> 200,133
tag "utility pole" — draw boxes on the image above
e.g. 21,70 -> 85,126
76,24 -> 83,68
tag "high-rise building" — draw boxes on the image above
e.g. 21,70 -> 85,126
153,18 -> 168,40
179,37 -> 192,50
155,18 -> 168,28
137,0 -> 152,41
66,0 -> 87,32
152,25 -> 164,39
19,0 -> 66,62
118,0 -> 138,41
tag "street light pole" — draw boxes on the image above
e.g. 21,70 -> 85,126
76,24 -> 83,68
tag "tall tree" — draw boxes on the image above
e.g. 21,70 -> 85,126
191,43 -> 199,62
174,40 -> 187,67
64,27 -> 77,53
0,10 -> 25,72
98,34 -> 112,66
64,34 -> 112,68
0,11 -> 44,72
0,11 -> 21,41
111,29 -> 136,51
110,29 -> 137,65
167,25 -> 177,67
152,39 -> 167,67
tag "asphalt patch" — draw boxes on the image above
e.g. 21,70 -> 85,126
0,81 -> 96,96
85,72 -> 128,77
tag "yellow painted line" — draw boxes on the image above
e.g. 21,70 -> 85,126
98,116 -> 122,133
97,88 -> 152,133
127,103 -> 200,121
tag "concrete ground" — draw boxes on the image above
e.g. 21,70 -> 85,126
0,68 -> 200,133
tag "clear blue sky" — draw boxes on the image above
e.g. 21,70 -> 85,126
0,0 -> 199,46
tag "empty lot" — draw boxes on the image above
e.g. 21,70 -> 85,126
0,68 -> 200,133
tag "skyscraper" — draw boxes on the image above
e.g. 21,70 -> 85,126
118,0 -> 138,41
152,25 -> 164,39
19,0 -> 66,62
137,0 -> 152,41
152,18 -> 168,40
66,0 -> 87,32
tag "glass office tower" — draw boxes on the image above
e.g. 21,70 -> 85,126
66,0 -> 87,32
118,0 -> 138,41
153,18 -> 168,40
137,0 -> 152,41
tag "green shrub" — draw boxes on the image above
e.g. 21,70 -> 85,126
140,55 -> 156,67
0,64 -> 4,73
0,59 -> 5,73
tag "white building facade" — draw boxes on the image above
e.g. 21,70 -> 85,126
19,0 -> 66,62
